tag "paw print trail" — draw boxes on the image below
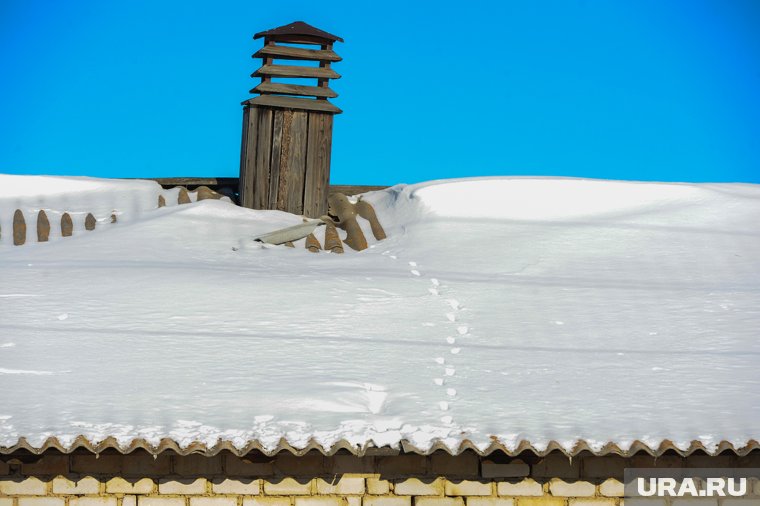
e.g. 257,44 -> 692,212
383,251 -> 471,427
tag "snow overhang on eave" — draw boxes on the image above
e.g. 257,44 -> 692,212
1,437 -> 758,457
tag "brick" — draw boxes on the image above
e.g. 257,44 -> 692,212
671,500 -> 718,506
327,455 -> 376,475
123,496 -> 137,506
173,455 -> 222,476
122,453 -> 172,477
346,498 -> 361,506
531,453 -> 579,479
225,454 -> 274,477
21,455 -> 69,475
481,460 -> 529,479
105,477 -> 155,494
52,476 -> 101,495
497,479 -> 543,497
263,477 -> 312,495
685,455 -> 731,468
415,499 -> 464,506
293,499 -> 346,506
363,498 -> 411,506
367,477 -> 391,494
17,499 -> 65,506
394,477 -> 444,496
71,454 -> 123,474
431,452 -> 480,477
189,499 -> 237,506
0,498 -> 13,506
376,455 -> 427,477
211,478 -> 261,495
568,500 -> 616,506
69,499 -> 118,506
138,498 -> 185,506
513,499 -> 565,506
549,479 -> 595,497
445,480 -> 493,496
273,452 -> 324,476
581,456 -> 627,480
243,499 -> 291,506
620,500 -> 667,506
629,455 -> 683,469
597,479 -> 623,498
0,477 -> 48,495
466,500 -> 515,506
315,476 -> 365,495
362,497 -> 412,506
158,477 -> 207,494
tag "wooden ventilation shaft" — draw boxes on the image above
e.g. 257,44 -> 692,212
239,21 -> 343,217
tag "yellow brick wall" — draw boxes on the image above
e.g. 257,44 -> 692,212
1,450 -> 758,506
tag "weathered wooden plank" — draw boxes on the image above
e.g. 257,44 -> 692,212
150,177 -> 238,187
253,108 -> 273,209
329,185 -> 388,196
303,112 -> 333,217
253,45 -> 341,62
252,64 -> 340,80
276,110 -> 293,211
177,187 -> 191,204
284,110 -> 308,215
245,95 -> 342,114
268,109 -> 285,209
251,82 -> 338,98
239,106 -> 260,208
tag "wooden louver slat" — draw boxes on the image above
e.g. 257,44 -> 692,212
253,45 -> 341,62
252,64 -> 340,80
245,95 -> 342,114
252,82 -> 338,98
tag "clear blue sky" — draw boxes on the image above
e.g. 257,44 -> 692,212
1,1 -> 758,185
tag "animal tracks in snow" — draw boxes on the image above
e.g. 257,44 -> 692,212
383,249 -> 471,425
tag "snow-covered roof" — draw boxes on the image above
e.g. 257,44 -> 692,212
1,175 -> 759,456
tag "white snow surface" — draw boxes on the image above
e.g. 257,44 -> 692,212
1,175 -> 759,454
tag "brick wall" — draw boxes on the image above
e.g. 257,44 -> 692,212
1,450 -> 758,506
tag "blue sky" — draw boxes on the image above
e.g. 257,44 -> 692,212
1,0 -> 758,185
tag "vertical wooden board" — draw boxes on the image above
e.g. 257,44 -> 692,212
304,112 -> 334,217
240,106 -> 260,209
284,110 -> 308,215
268,109 -> 285,209
238,107 -> 250,206
276,110 -> 293,211
253,108 -> 273,209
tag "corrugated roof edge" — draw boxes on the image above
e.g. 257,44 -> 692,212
1,437 -> 758,457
